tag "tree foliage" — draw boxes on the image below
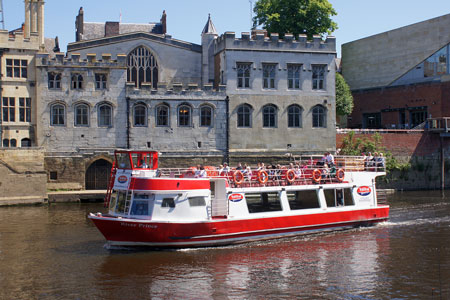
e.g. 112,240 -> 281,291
252,0 -> 338,39
335,73 -> 353,116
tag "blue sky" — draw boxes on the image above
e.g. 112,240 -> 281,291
3,0 -> 450,57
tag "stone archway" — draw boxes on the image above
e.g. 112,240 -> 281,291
85,159 -> 112,190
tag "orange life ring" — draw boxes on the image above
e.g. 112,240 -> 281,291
233,170 -> 244,185
257,170 -> 269,184
336,168 -> 345,182
286,169 -> 295,183
312,169 -> 322,183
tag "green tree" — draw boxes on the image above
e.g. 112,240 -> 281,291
335,73 -> 353,116
252,0 -> 338,39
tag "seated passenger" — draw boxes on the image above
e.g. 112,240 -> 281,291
198,165 -> 207,178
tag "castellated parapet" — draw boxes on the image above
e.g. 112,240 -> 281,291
214,32 -> 336,54
35,52 -> 127,68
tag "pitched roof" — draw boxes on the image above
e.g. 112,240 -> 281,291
202,14 -> 217,35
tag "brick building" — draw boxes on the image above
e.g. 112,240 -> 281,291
342,14 -> 450,129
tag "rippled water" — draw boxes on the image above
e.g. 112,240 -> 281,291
0,191 -> 449,299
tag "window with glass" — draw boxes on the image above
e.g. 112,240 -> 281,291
288,105 -> 302,128
237,62 -> 251,88
287,190 -> 321,210
263,63 -> 276,89
424,46 -> 447,77
127,46 -> 158,88
2,97 -> 15,122
363,113 -> 381,129
162,198 -> 175,208
237,104 -> 252,128
288,64 -> 302,89
21,138 -> 31,147
130,200 -> 149,216
74,104 -> 89,126
19,97 -> 31,122
98,104 -> 112,127
178,105 -> 191,127
410,109 -> 427,128
200,105 -> 213,127
133,104 -> 147,127
312,65 -> 326,90
312,105 -> 326,128
2,139 -> 9,147
50,104 -> 65,126
246,192 -> 282,213
48,72 -> 61,89
188,197 -> 206,207
156,105 -> 169,127
6,59 -> 27,78
10,139 -> 17,147
263,104 -> 277,128
95,73 -> 107,90
71,73 -> 83,89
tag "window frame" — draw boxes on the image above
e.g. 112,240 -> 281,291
2,97 -> 15,122
178,104 -> 192,127
236,62 -> 252,89
237,104 -> 252,128
98,103 -> 113,127
262,104 -> 277,128
288,105 -> 302,128
74,103 -> 90,127
95,73 -> 108,90
287,64 -> 302,90
6,59 -> 27,78
48,72 -> 62,89
312,65 -> 326,90
50,103 -> 66,126
19,97 -> 31,123
199,105 -> 213,127
155,104 -> 170,127
133,104 -> 148,127
71,73 -> 84,90
262,63 -> 277,89
312,105 -> 326,128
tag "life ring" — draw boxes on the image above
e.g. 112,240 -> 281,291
312,169 -> 322,183
257,170 -> 269,184
233,170 -> 244,185
286,169 -> 295,183
336,168 -> 345,182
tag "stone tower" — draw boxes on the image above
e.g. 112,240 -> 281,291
201,14 -> 218,86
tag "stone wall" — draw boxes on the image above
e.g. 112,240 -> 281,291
0,148 -> 47,205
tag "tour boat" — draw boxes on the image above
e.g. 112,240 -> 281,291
88,150 -> 389,248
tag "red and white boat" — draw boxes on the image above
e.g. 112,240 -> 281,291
89,150 -> 389,248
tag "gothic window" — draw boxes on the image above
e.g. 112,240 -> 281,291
237,104 -> 252,128
95,73 -> 107,90
71,73 -> 83,89
98,104 -> 112,127
21,138 -> 31,147
50,104 -> 65,126
2,139 -> 9,147
2,97 -> 15,122
178,105 -> 191,127
156,104 -> 169,127
6,59 -> 27,78
288,105 -> 302,128
237,62 -> 251,88
200,105 -> 213,127
312,105 -> 326,128
48,72 -> 61,89
262,64 -> 276,89
263,104 -> 277,128
288,64 -> 302,89
10,139 -> 17,147
19,97 -> 31,122
127,46 -> 158,88
74,103 -> 89,126
312,65 -> 326,90
133,104 -> 147,127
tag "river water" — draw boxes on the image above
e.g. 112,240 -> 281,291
0,191 -> 449,300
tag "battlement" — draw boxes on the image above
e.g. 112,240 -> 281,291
35,52 -> 127,68
0,29 -> 41,50
215,32 -> 336,53
126,82 -> 226,97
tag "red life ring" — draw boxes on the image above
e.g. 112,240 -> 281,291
286,169 -> 295,183
336,168 -> 345,182
257,170 -> 269,184
312,169 -> 322,183
233,170 -> 244,185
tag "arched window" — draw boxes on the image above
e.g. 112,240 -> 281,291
288,105 -> 302,128
178,105 -> 191,127
74,103 -> 89,126
200,105 -> 213,127
156,104 -> 169,127
237,104 -> 252,128
133,104 -> 147,127
71,73 -> 83,89
98,104 -> 112,127
48,72 -> 61,89
263,104 -> 277,128
21,138 -> 31,147
50,104 -> 65,126
312,105 -> 326,128
127,46 -> 158,88
2,139 -> 9,147
10,139 -> 17,147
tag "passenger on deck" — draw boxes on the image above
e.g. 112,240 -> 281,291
294,165 -> 302,179
223,163 -> 230,174
244,166 -> 252,181
326,152 -> 335,166
198,165 -> 207,178
377,153 -> 385,168
218,164 -> 224,175
236,162 -> 243,170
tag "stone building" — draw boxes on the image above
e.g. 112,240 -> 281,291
342,14 -> 450,129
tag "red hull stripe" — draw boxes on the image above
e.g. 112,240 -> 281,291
90,207 -> 389,247
130,178 -> 210,191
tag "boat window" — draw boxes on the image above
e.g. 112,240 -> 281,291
343,188 -> 354,206
115,191 -> 129,213
246,192 -> 282,213
132,152 -> 154,169
287,190 -> 320,210
162,198 -> 175,208
324,189 -> 337,207
134,193 -> 150,200
188,196 -> 206,207
130,200 -> 149,216
109,192 -> 117,212
324,188 -> 354,207
116,153 -> 132,169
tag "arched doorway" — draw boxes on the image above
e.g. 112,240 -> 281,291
85,159 -> 112,190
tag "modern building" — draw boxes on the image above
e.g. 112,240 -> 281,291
342,14 -> 450,129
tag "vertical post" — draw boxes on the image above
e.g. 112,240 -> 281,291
24,0 -> 31,38
441,136 -> 445,191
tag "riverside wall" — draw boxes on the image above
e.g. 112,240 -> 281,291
337,130 -> 450,190
0,148 -> 47,205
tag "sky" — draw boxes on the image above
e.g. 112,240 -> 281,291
2,0 -> 450,57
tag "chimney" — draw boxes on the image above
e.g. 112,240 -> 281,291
160,10 -> 167,34
105,22 -> 120,37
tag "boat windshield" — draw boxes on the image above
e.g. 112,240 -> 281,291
114,151 -> 159,170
